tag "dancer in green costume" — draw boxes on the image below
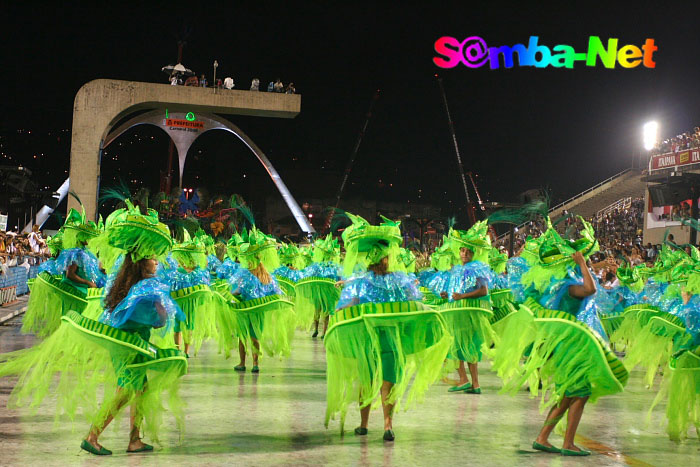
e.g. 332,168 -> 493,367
325,214 -> 451,441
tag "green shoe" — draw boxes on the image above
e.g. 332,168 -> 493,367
383,429 -> 395,441
234,365 -> 246,372
127,443 -> 154,453
464,387 -> 481,394
532,441 -> 561,453
448,382 -> 472,392
561,448 -> 591,456
354,427 -> 368,436
81,439 -> 112,456
251,365 -> 260,373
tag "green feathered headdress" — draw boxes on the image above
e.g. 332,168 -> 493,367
61,207 -> 103,250
446,220 -> 491,264
236,227 -> 280,271
312,234 -> 340,264
489,247 -> 508,274
226,229 -> 247,261
195,229 -> 216,256
171,231 -> 207,270
341,213 -> 402,277
430,237 -> 456,271
88,199 -> 172,273
46,231 -> 64,257
616,262 -> 645,293
397,248 -> 417,274
278,243 -> 308,270
521,216 -> 599,292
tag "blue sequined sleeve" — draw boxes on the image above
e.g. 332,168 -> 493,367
299,262 -> 341,280
217,258 -> 241,280
273,266 -> 304,282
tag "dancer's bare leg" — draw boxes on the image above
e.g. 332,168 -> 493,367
562,396 -> 589,452
534,396 -> 573,448
467,362 -> 479,389
381,381 -> 395,430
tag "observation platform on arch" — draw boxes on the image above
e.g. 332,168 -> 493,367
67,79 -> 310,231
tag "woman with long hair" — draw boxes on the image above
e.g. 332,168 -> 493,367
225,227 -> 295,373
83,255 -> 161,454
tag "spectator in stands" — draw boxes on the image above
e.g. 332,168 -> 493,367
170,73 -> 178,85
28,225 -> 45,254
250,78 -> 260,91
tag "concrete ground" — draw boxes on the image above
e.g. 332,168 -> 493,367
0,319 -> 698,466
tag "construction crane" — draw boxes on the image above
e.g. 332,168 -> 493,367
436,75 -> 485,226
324,89 -> 381,231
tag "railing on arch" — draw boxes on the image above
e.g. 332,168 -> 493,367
496,168 -> 633,242
595,197 -> 632,221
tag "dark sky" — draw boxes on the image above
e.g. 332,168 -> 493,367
4,2 -> 700,221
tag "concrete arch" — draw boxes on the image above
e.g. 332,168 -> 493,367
103,110 -> 313,233
67,79 -> 312,232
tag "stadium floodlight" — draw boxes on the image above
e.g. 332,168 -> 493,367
643,121 -> 658,151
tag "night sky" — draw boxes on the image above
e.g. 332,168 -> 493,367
4,2 -> 700,224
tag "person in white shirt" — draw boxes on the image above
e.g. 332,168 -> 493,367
223,77 -> 234,89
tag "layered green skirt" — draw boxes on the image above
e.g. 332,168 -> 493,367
438,297 -> 496,363
324,300 -> 451,431
651,347 -> 700,440
170,284 -> 220,355
223,295 -> 296,358
612,304 -> 689,387
492,298 -> 628,410
294,277 -> 341,329
22,272 -> 88,338
0,311 -> 187,442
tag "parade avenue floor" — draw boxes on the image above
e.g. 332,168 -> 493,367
0,319 -> 698,466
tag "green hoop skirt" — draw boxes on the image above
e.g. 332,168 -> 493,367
438,297 -> 496,363
0,311 -> 187,443
22,272 -> 88,338
324,300 -> 451,431
294,277 -> 341,329
493,298 -> 628,410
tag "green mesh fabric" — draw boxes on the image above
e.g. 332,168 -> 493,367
21,272 -> 88,338
488,289 -> 516,326
492,299 -> 628,411
438,298 -> 497,363
324,301 -> 451,432
171,285 -> 219,356
294,277 -> 341,330
209,286 -> 241,358
82,287 -> 105,320
0,311 -> 187,443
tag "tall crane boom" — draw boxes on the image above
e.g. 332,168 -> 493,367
436,76 -> 477,225
324,89 -> 381,230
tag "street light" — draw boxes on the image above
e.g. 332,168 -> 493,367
213,60 -> 218,89
643,121 -> 658,151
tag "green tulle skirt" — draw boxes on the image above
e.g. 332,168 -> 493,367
492,298 -> 628,411
22,272 -> 88,338
0,311 -> 187,443
613,305 -> 689,387
438,297 -> 496,363
226,295 -> 296,358
650,347 -> 700,441
324,300 -> 451,431
170,284 -> 219,355
294,277 -> 341,330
